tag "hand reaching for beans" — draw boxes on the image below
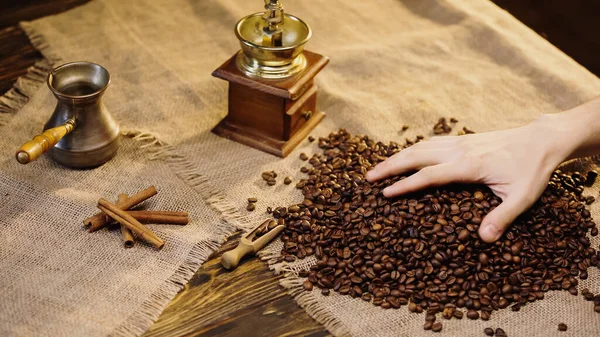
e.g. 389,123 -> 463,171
367,97 -> 600,242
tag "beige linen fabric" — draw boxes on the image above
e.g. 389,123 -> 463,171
1,0 -> 600,336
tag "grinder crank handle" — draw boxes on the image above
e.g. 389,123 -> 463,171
15,119 -> 76,164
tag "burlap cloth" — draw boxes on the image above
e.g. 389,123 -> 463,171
1,0 -> 600,336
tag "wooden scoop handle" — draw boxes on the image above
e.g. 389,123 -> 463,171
221,242 -> 254,270
16,119 -> 76,164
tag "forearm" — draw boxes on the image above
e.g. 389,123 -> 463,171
534,96 -> 600,162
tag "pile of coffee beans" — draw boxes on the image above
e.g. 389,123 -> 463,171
273,129 -> 599,332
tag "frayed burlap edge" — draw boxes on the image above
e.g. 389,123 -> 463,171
110,130 -> 258,336
0,59 -> 52,123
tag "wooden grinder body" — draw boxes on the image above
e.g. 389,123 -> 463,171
212,50 -> 329,157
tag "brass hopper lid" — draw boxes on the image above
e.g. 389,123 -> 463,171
235,0 -> 312,79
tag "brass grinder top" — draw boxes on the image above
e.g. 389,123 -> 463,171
235,0 -> 312,79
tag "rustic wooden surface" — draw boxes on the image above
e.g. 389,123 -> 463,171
143,231 -> 329,337
1,1 -> 598,336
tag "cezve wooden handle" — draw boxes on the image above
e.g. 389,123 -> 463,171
15,119 -> 76,164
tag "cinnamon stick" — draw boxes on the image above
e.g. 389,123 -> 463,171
118,194 -> 135,248
126,211 -> 189,225
85,186 -> 157,232
97,198 -> 164,250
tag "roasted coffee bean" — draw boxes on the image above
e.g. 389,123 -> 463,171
402,125 -> 409,131
450,117 -> 458,123
248,197 -> 258,203
423,321 -> 432,330
463,126 -> 475,134
495,328 -> 507,337
458,229 -> 469,242
484,328 -> 494,336
586,196 -> 596,205
433,118 -> 452,135
308,136 -> 315,142
431,322 -> 443,332
303,280 -> 313,291
300,153 -> 309,161
275,130 -> 599,326
246,203 -> 255,211
267,179 -> 276,186
558,323 -> 567,331
321,288 -> 330,296
467,310 -> 479,320
284,177 -> 292,185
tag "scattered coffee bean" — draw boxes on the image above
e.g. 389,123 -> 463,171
321,288 -> 330,296
303,280 -> 313,291
484,327 -> 494,336
308,136 -> 315,142
246,203 -> 255,211
267,179 -> 276,186
431,322 -> 443,332
300,152 -> 309,161
248,197 -> 258,203
595,305 -> 600,313
423,321 -> 432,330
433,117 -> 452,135
463,126 -> 475,134
284,177 -> 292,185
586,195 -> 595,205
495,328 -> 507,337
273,130 -> 599,326
402,125 -> 409,131
558,323 -> 567,331
450,117 -> 458,123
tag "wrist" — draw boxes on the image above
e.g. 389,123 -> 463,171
528,113 -> 584,168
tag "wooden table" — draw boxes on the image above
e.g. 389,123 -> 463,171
1,1 -> 598,336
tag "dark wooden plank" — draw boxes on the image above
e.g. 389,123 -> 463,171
143,231 -> 330,337
0,26 -> 44,95
0,0 -> 90,29
0,0 -> 90,96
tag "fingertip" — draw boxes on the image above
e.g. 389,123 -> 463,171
478,223 -> 502,243
382,187 -> 392,198
365,169 -> 377,182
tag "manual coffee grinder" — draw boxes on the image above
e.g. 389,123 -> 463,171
212,0 -> 329,157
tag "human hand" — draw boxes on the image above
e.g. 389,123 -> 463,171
365,117 -> 573,243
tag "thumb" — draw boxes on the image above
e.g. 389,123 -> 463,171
478,194 -> 531,243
